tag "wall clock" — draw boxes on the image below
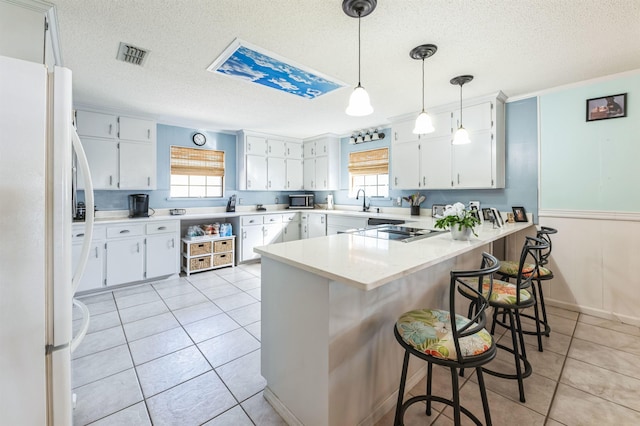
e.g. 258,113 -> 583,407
192,132 -> 206,146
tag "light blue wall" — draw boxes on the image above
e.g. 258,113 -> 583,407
540,72 -> 640,211
83,102 -> 539,217
321,99 -> 539,220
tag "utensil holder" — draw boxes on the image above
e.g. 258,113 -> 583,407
411,206 -> 420,216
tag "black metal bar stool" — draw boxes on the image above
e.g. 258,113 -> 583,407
393,252 -> 500,426
460,236 -> 549,403
497,227 -> 557,352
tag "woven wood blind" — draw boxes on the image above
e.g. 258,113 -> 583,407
348,148 -> 389,175
170,146 -> 225,177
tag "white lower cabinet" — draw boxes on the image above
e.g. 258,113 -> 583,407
106,236 -> 145,286
238,213 -> 303,263
282,213 -> 300,242
326,215 -> 367,235
146,234 -> 178,278
240,217 -> 265,263
301,213 -> 326,239
72,225 -> 106,293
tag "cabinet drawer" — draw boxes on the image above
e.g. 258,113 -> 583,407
106,224 -> 145,238
146,221 -> 178,235
184,241 -> 212,256
213,239 -> 233,253
213,253 -> 233,267
263,214 -> 282,224
184,255 -> 211,271
242,216 -> 262,226
282,212 -> 299,222
72,225 -> 106,241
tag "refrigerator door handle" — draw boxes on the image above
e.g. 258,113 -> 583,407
71,129 -> 94,294
69,299 -> 90,354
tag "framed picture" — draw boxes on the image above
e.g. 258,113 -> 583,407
431,204 -> 446,218
586,93 -> 627,122
491,208 -> 503,227
481,208 -> 493,221
469,205 -> 482,224
512,206 -> 528,222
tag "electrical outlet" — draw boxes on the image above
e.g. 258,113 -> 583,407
275,197 -> 279,204
238,198 -> 243,205
396,197 -> 402,206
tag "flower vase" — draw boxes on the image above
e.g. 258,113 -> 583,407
410,206 -> 420,216
450,225 -> 472,241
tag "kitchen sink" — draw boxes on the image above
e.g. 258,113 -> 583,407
351,225 -> 446,243
367,217 -> 405,226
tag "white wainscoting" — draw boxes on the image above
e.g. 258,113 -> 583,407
539,210 -> 640,326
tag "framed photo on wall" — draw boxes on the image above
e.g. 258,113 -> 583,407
586,93 -> 627,122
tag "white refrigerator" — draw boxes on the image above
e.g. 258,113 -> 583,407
0,55 -> 94,425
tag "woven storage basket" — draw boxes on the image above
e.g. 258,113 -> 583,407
189,241 -> 212,256
214,239 -> 233,252
188,256 -> 211,271
213,253 -> 232,267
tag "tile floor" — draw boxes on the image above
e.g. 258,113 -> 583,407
73,264 -> 640,425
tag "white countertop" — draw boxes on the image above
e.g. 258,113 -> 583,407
254,219 -> 534,291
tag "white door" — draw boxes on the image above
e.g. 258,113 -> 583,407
76,110 -> 117,139
391,141 -> 420,189
282,220 -> 300,242
392,119 -> 418,144
452,130 -> 494,188
286,158 -> 303,190
286,142 -> 303,159
146,234 -> 178,278
119,141 -> 155,189
453,101 -> 493,132
303,158 -> 315,189
105,238 -> 144,285
246,135 -> 267,155
241,225 -> 263,261
78,137 -> 118,189
267,139 -> 286,157
118,116 -> 155,142
303,141 -> 315,158
263,223 -> 283,245
308,214 -> 326,238
315,156 -> 329,190
267,157 -> 286,190
72,243 -> 104,292
246,155 -> 268,190
421,136 -> 452,189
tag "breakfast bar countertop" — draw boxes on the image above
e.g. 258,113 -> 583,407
254,219 -> 534,291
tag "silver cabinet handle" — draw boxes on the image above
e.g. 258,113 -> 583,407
311,180 -> 314,188
247,180 -> 251,188
94,247 -> 99,258
147,129 -> 150,139
110,176 -> 113,186
148,177 -> 151,186
76,233 -> 85,237
120,229 -> 130,234
268,145 -> 271,153
287,148 -> 290,155
423,177 -> 426,185
249,219 -> 255,223
243,231 -> 247,239
457,173 -> 460,184
323,180 -> 326,187
171,238 -> 175,248
270,218 -> 275,222
248,142 -> 251,151
311,148 -> 314,155
136,242 -> 140,252
324,145 -> 327,153
158,226 -> 167,230
268,180 -> 271,188
394,131 -> 398,141
108,124 -> 113,135
321,216 -> 325,224
395,177 -> 398,185
287,180 -> 290,188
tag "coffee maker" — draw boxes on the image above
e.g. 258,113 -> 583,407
128,194 -> 149,218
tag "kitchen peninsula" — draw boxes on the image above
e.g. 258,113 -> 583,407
255,219 -> 534,426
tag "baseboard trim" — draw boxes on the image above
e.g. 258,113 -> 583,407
546,299 -> 640,327
263,387 -> 304,426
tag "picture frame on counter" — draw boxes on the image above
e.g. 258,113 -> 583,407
586,93 -> 626,122
469,205 -> 482,224
431,204 -> 446,218
481,208 -> 493,221
512,206 -> 528,222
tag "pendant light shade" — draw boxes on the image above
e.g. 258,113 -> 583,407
343,0 -> 376,117
346,84 -> 373,116
450,75 -> 474,145
410,44 -> 437,135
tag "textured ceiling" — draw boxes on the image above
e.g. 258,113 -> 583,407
53,0 -> 640,138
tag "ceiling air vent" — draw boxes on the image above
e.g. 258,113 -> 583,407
116,42 -> 149,66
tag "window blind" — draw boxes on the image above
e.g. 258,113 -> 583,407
348,147 -> 389,175
170,146 -> 225,177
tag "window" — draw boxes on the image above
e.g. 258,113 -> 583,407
170,146 -> 225,198
348,147 -> 389,197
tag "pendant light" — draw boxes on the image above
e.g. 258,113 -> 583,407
410,44 -> 437,134
450,75 -> 473,145
343,0 -> 376,116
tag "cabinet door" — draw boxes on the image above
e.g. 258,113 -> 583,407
267,139 -> 286,157
286,158 -> 303,190
72,242 -> 104,292
303,141 -> 315,158
286,142 -> 303,159
392,120 -> 419,144
105,238 -> 145,286
421,136 -> 452,189
78,137 -> 119,190
263,223 -> 283,245
303,158 -> 315,189
391,141 -> 420,189
282,220 -> 300,242
452,130 -> 494,188
119,141 -> 156,189
267,157 -> 286,190
429,110 -> 453,138
246,155 -> 268,190
315,156 -> 329,190
246,135 -> 267,155
453,101 -> 492,132
118,116 -> 156,142
76,110 -> 117,139
241,225 -> 263,262
146,234 -> 178,278
308,214 -> 326,238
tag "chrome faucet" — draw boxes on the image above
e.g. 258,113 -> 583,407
356,189 -> 370,212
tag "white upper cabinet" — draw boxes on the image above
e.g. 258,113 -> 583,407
118,116 -> 156,142
238,131 -> 302,191
286,158 -> 303,190
303,135 -> 340,190
391,92 -> 505,190
76,109 -> 157,190
76,110 -> 118,139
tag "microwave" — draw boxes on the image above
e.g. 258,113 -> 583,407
288,194 -> 314,209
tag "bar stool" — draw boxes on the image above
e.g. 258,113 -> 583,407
497,227 -> 557,352
394,252 -> 500,426
460,236 -> 549,403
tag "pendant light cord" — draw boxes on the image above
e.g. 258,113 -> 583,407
421,59 -> 425,112
357,12 -> 362,86
459,83 -> 463,128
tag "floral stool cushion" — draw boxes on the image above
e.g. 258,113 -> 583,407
524,264 -> 553,278
396,309 -> 493,361
460,278 -> 532,305
498,260 -> 533,277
